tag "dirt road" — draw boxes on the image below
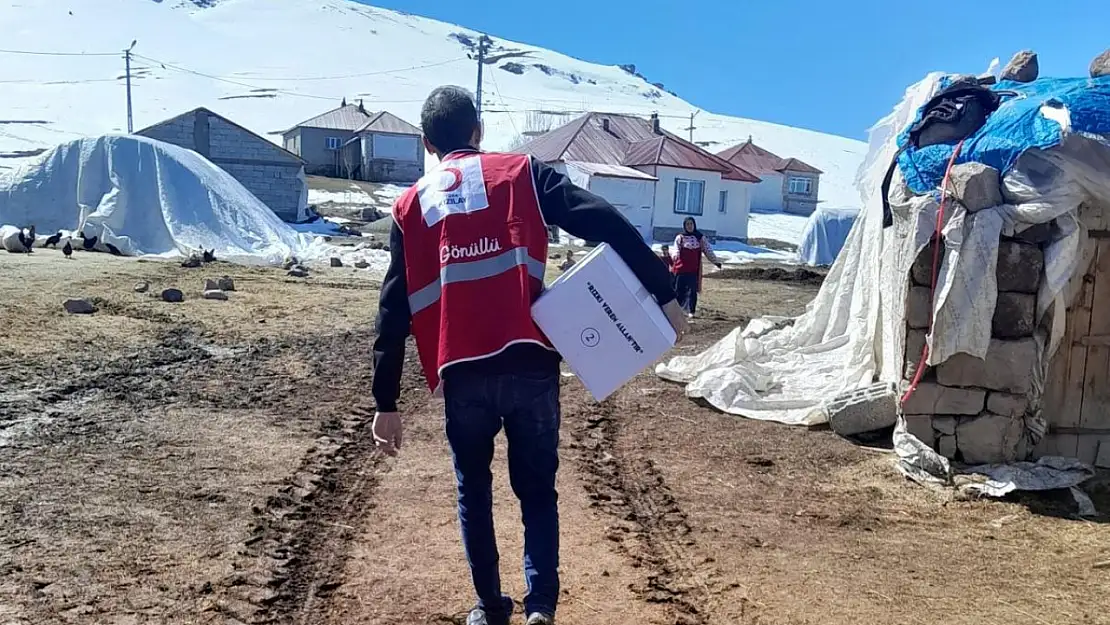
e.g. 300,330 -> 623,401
1,251 -> 1108,625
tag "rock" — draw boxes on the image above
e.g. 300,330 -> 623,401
900,382 -> 985,416
330,257 -> 343,268
957,413 -> 1024,464
1090,49 -> 1110,78
904,328 -> 929,381
134,281 -> 150,294
992,292 -> 1035,338
217,276 -> 236,291
906,286 -> 933,329
383,245 -> 391,252
181,254 -> 202,268
204,278 -> 220,291
936,338 -> 1036,394
369,241 -> 385,251
903,415 -> 935,447
996,241 -> 1043,294
987,392 -> 1028,417
1011,221 -> 1055,244
63,298 -> 96,315
161,288 -> 185,303
826,382 -> 899,436
945,163 -> 1002,212
203,289 -> 228,301
1001,50 -> 1039,83
933,416 -> 957,436
353,259 -> 370,269
911,241 -> 942,287
281,256 -> 298,270
287,266 -> 309,278
937,434 -> 957,459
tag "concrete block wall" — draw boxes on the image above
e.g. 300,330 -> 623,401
208,117 -> 299,165
136,116 -> 196,151
219,162 -> 303,221
901,238 -> 1045,464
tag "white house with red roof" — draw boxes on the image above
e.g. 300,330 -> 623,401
716,139 -> 824,216
516,112 -> 761,242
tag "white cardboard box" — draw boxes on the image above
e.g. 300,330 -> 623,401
532,243 -> 677,401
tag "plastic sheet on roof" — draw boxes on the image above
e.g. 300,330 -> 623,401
0,135 -> 329,264
897,77 -> 1110,195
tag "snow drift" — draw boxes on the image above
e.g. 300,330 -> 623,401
0,135 -> 327,264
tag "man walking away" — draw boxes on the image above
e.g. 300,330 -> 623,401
370,86 -> 687,625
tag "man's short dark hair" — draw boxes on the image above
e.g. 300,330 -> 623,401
421,86 -> 479,152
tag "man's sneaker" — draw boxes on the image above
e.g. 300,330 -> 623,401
466,598 -> 514,625
525,613 -> 555,625
466,609 -> 507,625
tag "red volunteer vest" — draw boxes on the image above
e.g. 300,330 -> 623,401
394,151 -> 552,393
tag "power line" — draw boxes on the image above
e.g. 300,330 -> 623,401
133,53 -> 340,101
0,48 -> 116,57
485,62 -> 520,138
225,57 -> 468,82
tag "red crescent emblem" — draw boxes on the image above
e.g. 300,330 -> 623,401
441,167 -> 463,192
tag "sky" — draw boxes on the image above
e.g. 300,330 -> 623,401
363,0 -> 1109,140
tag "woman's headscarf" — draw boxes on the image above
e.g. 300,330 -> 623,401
682,217 -> 704,240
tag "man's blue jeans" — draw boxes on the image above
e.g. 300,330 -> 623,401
443,368 -> 561,618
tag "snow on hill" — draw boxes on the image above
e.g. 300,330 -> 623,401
0,0 -> 867,207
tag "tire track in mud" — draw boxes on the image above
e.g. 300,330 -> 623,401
224,346 -> 429,625
569,397 -> 731,625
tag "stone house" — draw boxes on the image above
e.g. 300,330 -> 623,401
280,102 -> 374,177
137,107 -> 308,222
517,112 -> 761,243
717,139 -> 823,216
338,111 -> 424,184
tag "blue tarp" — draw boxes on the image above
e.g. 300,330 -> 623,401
897,76 -> 1110,195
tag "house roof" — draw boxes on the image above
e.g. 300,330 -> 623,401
565,161 -> 658,181
354,111 -> 422,136
516,112 -> 761,183
138,107 -> 305,164
716,139 -> 823,175
285,103 -> 374,133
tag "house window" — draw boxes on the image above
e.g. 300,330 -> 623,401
326,137 -> 343,150
788,176 -> 813,195
372,134 -> 418,161
718,190 -> 728,214
673,179 -> 704,215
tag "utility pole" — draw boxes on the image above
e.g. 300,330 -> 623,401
124,40 -> 137,133
686,109 -> 700,143
474,35 -> 492,121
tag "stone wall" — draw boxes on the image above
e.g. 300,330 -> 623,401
901,237 -> 1046,464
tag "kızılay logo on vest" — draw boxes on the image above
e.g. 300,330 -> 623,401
440,237 -> 502,264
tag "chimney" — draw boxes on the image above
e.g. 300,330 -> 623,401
747,134 -> 753,143
358,99 -> 366,114
601,118 -> 610,133
341,97 -> 347,107
650,112 -> 660,134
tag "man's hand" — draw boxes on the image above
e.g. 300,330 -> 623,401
372,411 -> 403,456
661,300 -> 689,344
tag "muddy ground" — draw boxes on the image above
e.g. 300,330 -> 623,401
1,250 -> 1108,625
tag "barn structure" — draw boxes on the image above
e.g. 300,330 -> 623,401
138,108 -> 308,222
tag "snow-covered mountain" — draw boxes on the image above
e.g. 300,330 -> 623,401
0,0 -> 867,207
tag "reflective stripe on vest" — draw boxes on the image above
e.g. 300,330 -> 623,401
408,245 -> 546,314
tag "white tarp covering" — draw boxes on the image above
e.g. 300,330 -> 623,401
656,73 -> 947,426
796,205 -> 860,266
0,135 -> 328,265
658,72 -> 1110,428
